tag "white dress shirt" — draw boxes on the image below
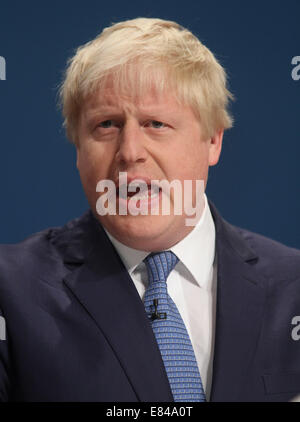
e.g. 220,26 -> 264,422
104,193 -> 218,400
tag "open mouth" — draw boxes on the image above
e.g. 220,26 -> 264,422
116,183 -> 162,201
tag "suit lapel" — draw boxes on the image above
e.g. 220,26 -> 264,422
208,201 -> 267,401
62,214 -> 173,402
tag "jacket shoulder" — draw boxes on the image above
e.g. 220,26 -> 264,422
234,224 -> 300,282
0,211 -> 95,279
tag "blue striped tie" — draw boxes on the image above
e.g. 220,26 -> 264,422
143,251 -> 206,402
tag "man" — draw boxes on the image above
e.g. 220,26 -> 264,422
0,17 -> 300,402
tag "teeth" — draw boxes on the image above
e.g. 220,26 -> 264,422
128,190 -> 159,201
130,183 -> 144,188
118,183 -> 161,200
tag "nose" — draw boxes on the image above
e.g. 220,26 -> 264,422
116,120 -> 147,166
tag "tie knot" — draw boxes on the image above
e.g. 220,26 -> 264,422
144,251 -> 179,284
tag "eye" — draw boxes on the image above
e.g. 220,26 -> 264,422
146,120 -> 166,129
97,120 -> 118,129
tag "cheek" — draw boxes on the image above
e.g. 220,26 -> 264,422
78,163 -> 96,197
77,145 -> 109,181
173,144 -> 209,181
77,157 -> 98,200
189,140 -> 210,173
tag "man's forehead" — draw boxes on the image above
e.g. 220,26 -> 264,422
82,85 -> 181,114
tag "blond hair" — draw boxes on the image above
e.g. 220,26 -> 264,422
59,17 -> 234,143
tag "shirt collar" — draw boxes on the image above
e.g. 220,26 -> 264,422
104,193 -> 216,288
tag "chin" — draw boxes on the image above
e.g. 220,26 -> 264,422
101,214 -> 177,251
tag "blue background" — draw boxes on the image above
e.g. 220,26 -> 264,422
0,0 -> 299,247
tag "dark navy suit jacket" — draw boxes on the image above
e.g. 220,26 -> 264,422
0,201 -> 300,402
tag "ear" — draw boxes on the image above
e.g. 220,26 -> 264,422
208,129 -> 224,166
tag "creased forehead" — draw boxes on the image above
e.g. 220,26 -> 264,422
81,83 -> 186,120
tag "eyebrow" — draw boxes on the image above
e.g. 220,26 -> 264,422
82,104 -> 179,120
